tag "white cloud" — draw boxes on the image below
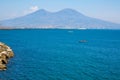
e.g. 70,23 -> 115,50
24,6 -> 39,15
30,6 -> 39,12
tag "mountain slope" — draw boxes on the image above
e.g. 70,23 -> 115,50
0,8 -> 120,29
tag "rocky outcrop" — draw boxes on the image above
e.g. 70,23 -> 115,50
0,42 -> 14,70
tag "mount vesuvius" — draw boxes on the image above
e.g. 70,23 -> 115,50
0,9 -> 120,29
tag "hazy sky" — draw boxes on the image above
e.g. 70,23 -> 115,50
0,0 -> 120,23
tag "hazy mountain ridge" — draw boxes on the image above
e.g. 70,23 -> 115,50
0,8 -> 120,29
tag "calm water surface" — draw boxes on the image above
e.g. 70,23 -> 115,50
0,29 -> 120,80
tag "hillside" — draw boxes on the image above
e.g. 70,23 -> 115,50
0,9 -> 120,29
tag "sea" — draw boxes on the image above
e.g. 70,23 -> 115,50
0,29 -> 120,80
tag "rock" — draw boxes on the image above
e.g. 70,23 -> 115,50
0,64 -> 7,70
0,42 -> 14,70
0,53 -> 8,64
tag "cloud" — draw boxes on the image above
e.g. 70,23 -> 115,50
24,6 -> 39,15
30,6 -> 39,12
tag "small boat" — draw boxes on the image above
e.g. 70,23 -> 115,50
79,40 -> 87,43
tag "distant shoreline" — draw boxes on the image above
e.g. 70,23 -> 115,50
1,26 -> 120,30
0,28 -> 120,30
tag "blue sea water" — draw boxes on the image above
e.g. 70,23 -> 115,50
0,29 -> 120,80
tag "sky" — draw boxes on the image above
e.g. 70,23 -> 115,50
0,0 -> 120,24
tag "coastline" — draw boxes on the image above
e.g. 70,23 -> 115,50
0,26 -> 120,30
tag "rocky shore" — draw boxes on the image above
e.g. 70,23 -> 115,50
0,42 -> 14,70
